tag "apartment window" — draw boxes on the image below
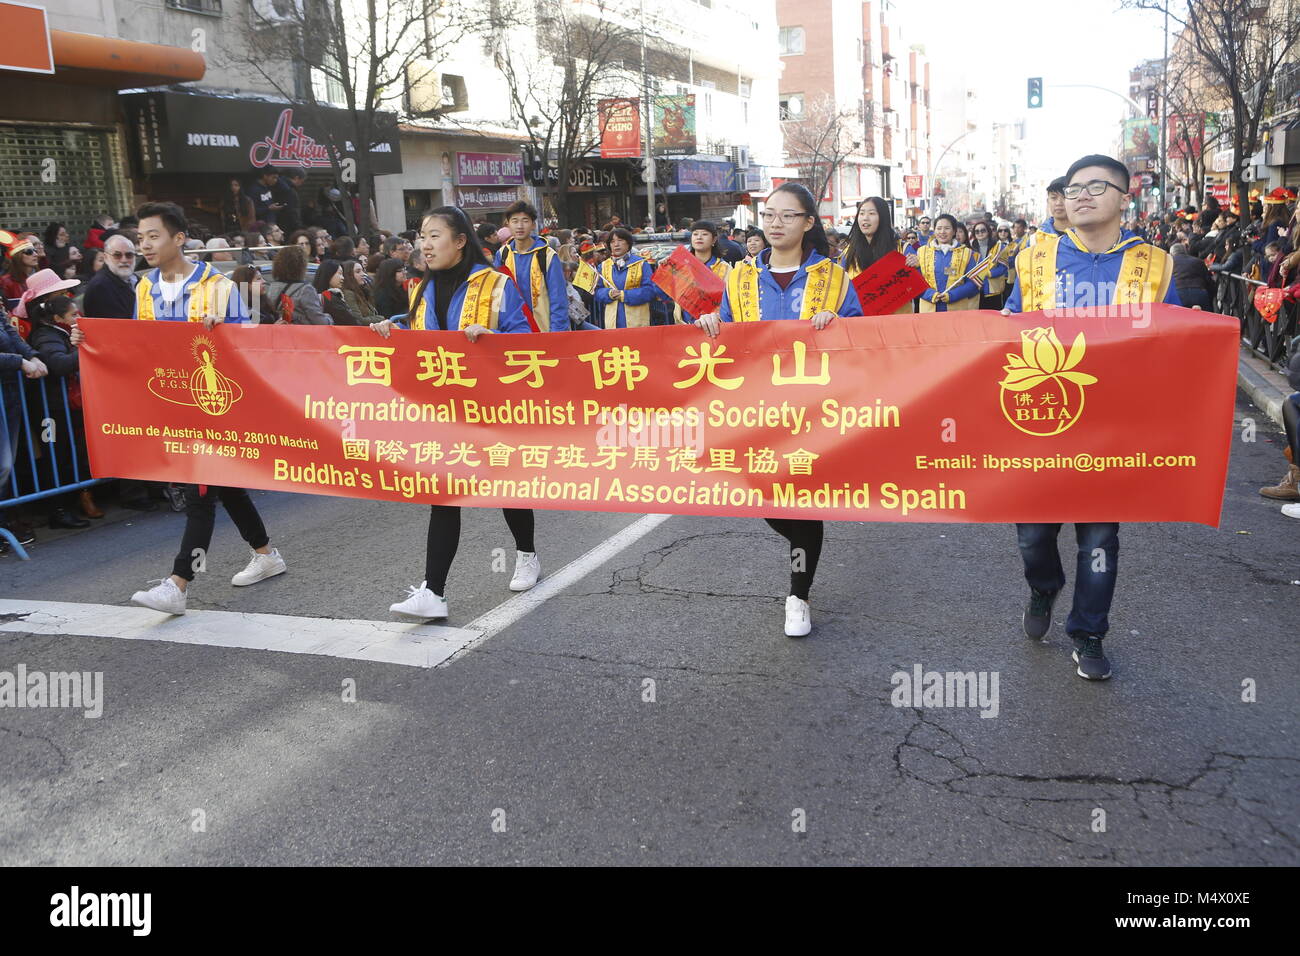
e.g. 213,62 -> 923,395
857,39 -> 863,63
441,74 -> 469,112
779,27 -> 805,56
166,0 -> 222,12
779,93 -> 804,120
739,79 -> 751,99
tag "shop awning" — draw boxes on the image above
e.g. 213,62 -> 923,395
0,3 -> 204,89
48,30 -> 205,88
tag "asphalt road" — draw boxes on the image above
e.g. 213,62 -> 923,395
0,391 -> 1295,865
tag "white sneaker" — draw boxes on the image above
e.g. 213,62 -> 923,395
1283,502 -> 1300,519
390,581 -> 448,620
131,578 -> 187,615
231,548 -> 286,586
509,551 -> 541,591
784,595 -> 812,637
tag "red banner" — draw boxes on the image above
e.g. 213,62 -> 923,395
851,251 -> 930,315
599,98 -> 640,159
652,246 -> 726,318
78,309 -> 1237,525
904,174 -> 924,199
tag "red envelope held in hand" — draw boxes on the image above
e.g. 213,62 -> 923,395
850,251 -> 930,316
652,246 -> 725,319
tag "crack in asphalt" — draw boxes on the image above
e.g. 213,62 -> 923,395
0,723 -> 70,773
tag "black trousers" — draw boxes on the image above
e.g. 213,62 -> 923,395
764,518 -> 823,600
1286,393 -> 1300,461
171,485 -> 270,581
425,505 -> 534,595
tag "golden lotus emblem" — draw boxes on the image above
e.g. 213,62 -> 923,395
999,327 -> 1097,437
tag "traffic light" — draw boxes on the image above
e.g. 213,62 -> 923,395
1027,78 -> 1043,109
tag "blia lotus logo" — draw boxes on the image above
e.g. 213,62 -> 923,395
999,327 -> 1097,437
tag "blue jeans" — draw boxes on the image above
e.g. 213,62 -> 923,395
1015,522 -> 1120,636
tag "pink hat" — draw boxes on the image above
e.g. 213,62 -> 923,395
13,268 -> 79,319
496,226 -> 512,244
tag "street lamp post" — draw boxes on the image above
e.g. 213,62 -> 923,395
639,0 -> 656,228
929,128 -> 973,219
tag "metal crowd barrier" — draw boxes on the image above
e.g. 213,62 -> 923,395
1215,272 -> 1298,369
0,372 -> 105,560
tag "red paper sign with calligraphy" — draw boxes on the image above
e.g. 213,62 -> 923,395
652,246 -> 726,318
850,251 -> 930,316
79,308 -> 1236,525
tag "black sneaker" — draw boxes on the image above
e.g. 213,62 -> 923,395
1071,634 -> 1112,681
162,485 -> 186,513
122,496 -> 158,512
1022,587 -> 1057,640
1,524 -> 35,546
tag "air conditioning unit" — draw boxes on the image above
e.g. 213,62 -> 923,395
730,146 -> 751,168
407,60 -> 442,114
250,0 -> 303,28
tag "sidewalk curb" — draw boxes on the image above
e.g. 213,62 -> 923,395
1237,348 -> 1292,426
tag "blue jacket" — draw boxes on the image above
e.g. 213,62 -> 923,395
403,263 -> 530,333
494,236 -> 569,332
719,248 -> 863,321
594,254 -> 658,328
134,260 -> 249,323
918,244 -> 980,309
1005,228 -> 1183,312
969,242 -> 1009,294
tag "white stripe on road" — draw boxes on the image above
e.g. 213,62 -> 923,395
0,513 -> 673,669
450,513 -> 672,662
0,599 -> 478,668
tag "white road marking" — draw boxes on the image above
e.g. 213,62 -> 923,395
0,513 -> 673,669
0,599 -> 477,668
449,513 -> 672,664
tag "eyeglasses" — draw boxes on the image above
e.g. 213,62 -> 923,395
919,219 -> 931,225
107,252 -> 135,260
760,210 -> 811,225
1063,180 -> 1125,200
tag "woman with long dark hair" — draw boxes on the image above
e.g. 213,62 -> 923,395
916,214 -> 979,312
372,258 -> 408,318
230,264 -> 275,323
693,181 -> 862,638
369,206 -> 538,621
340,258 -> 379,321
220,178 -> 256,234
841,196 -> 915,315
312,258 -> 365,325
841,197 -> 896,275
966,220 -> 1009,310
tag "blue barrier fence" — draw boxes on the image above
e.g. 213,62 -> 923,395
1,371 -> 105,560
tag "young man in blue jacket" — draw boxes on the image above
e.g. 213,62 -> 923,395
494,201 -> 569,332
119,202 -> 286,615
1004,154 -> 1180,681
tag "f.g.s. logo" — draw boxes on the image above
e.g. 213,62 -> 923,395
999,327 -> 1097,437
147,335 -> 243,416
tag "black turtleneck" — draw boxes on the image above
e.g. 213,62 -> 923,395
426,253 -> 477,330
